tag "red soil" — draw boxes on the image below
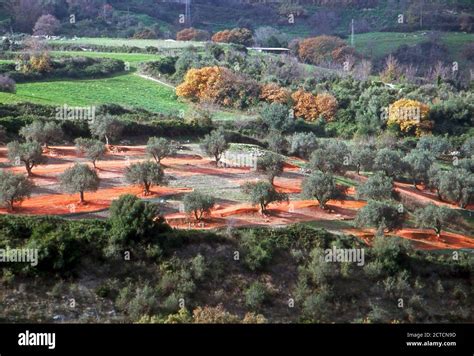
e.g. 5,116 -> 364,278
1,145 -> 472,251
0,185 -> 192,215
347,172 -> 473,210
344,228 -> 474,250
166,199 -> 365,230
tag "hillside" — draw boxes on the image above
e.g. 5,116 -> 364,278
1,0 -> 474,38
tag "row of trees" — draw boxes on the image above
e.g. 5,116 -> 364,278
0,117 -> 181,210
194,127 -> 464,237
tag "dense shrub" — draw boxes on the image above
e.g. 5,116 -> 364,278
239,230 -> 274,271
177,28 -> 210,41
0,57 -> 124,83
140,57 -> 178,77
0,75 -> 16,93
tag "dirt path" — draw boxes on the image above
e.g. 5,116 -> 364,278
136,73 -> 176,89
344,228 -> 474,250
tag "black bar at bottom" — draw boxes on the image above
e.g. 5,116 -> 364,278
0,323 -> 472,355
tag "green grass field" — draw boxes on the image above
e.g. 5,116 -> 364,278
351,31 -> 474,60
48,37 -> 205,49
0,72 -> 187,114
50,51 -> 162,68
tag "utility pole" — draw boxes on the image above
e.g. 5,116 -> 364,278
185,0 -> 191,26
420,0 -> 423,29
351,19 -> 354,47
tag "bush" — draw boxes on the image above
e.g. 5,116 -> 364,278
260,102 -> 294,132
108,195 -> 169,254
245,282 -> 268,311
139,57 -> 177,77
176,28 -> 210,41
116,284 -> 159,321
240,230 -> 274,271
288,132 -> 318,159
1,57 -> 124,83
0,75 -> 16,93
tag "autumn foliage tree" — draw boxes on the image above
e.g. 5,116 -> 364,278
315,93 -> 338,122
291,89 -> 338,121
298,35 -> 348,65
176,66 -> 259,109
387,99 -> 432,136
211,28 -> 253,46
259,83 -> 292,104
176,28 -> 210,41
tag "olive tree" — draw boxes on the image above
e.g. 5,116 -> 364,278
355,200 -> 404,232
265,130 -> 288,154
183,191 -> 216,221
242,181 -> 288,214
309,140 -> 350,174
75,138 -> 106,169
59,163 -> 100,203
288,132 -> 318,159
0,171 -> 34,211
403,149 -> 435,189
351,146 -> 376,175
357,172 -> 393,201
89,115 -> 124,146
416,135 -> 451,157
125,161 -> 166,196
374,148 -> 405,178
438,169 -> 473,208
200,127 -> 230,165
19,121 -> 63,147
302,171 -> 338,209
146,137 -> 177,164
257,152 -> 284,184
7,141 -> 46,176
414,204 -> 457,237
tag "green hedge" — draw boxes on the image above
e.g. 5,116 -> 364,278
0,57 -> 125,83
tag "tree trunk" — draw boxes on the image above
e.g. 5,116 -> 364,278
356,164 -> 360,175
25,162 -> 32,176
105,135 -> 109,146
79,191 -> 84,204
144,181 -> 150,195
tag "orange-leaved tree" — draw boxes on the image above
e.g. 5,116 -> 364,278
176,66 -> 223,101
176,66 -> 260,108
387,99 -> 432,136
298,35 -> 347,65
176,28 -> 210,41
291,89 -> 338,122
315,93 -> 338,122
211,28 -> 253,46
260,83 -> 292,104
